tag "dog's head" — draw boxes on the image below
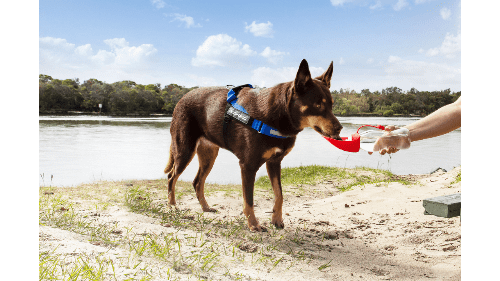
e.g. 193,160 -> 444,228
289,59 -> 342,140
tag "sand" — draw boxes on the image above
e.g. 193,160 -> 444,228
39,167 -> 461,280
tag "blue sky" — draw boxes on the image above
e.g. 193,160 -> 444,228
39,0 -> 461,92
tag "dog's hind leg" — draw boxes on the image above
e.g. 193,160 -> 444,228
164,145 -> 174,174
193,137 -> 219,212
266,160 -> 284,229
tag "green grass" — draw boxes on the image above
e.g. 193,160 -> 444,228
39,189 -> 218,280
39,250 -> 123,281
452,171 -> 461,184
254,165 -> 411,192
255,165 -> 351,187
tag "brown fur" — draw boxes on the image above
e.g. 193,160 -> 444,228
164,59 -> 342,231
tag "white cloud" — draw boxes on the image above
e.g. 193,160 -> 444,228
367,58 -> 374,64
370,1 -> 383,10
39,37 -> 75,52
245,21 -> 274,38
251,66 -> 325,88
92,49 -> 115,65
151,0 -> 165,9
168,13 -> 202,28
330,0 -> 355,6
388,55 -> 401,63
99,38 -> 157,66
424,32 -> 461,58
440,7 -> 451,20
104,38 -> 128,49
39,37 -> 158,81
385,55 -> 460,88
339,57 -> 345,65
74,44 -> 93,57
191,34 -> 257,67
393,0 -> 408,11
260,47 -> 289,64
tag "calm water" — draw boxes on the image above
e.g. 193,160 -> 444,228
39,116 -> 461,187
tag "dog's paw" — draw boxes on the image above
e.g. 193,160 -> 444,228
168,198 -> 176,206
249,224 -> 268,232
166,203 -> 178,210
202,207 -> 217,213
271,219 -> 284,229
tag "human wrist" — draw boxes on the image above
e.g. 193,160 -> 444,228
405,125 -> 416,143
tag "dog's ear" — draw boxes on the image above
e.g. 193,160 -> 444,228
294,59 -> 312,92
314,61 -> 333,88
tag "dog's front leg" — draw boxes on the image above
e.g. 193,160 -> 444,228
240,163 -> 265,232
266,160 -> 284,229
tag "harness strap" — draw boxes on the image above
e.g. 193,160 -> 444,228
222,84 -> 288,149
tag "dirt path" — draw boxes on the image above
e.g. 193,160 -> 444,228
39,167 -> 461,280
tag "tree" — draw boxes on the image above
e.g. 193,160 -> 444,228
146,83 -> 161,93
39,74 -> 53,83
62,78 -> 79,89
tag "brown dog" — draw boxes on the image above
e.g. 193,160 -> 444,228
164,59 -> 342,231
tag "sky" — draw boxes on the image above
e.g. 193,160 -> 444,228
39,0 -> 462,92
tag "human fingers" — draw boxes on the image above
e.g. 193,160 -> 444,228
384,125 -> 399,132
386,147 -> 400,154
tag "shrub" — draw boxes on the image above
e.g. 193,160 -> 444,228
383,109 -> 394,117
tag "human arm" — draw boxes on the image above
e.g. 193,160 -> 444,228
371,97 -> 461,155
405,96 -> 461,142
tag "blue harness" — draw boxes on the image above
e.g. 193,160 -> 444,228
222,84 -> 288,148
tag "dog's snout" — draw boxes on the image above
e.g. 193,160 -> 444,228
331,123 -> 343,140
331,122 -> 342,134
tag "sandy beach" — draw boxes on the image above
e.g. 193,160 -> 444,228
39,166 -> 461,280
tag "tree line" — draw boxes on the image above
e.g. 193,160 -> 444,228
331,87 -> 460,116
39,74 -> 460,116
39,74 -> 196,115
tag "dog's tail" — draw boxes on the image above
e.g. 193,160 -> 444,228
164,145 -> 174,174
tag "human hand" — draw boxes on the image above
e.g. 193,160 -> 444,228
368,125 -> 405,155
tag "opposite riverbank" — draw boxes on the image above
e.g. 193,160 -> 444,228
39,111 -> 423,118
39,166 -> 461,280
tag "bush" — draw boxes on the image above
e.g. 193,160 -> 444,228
383,109 -> 394,117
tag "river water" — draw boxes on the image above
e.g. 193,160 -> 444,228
39,116 -> 461,187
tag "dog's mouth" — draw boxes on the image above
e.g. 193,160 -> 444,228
314,126 -> 342,140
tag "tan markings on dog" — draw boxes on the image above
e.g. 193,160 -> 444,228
300,115 -> 331,130
300,105 -> 309,113
262,147 -> 283,160
167,175 -> 178,205
270,176 -> 283,227
243,202 -> 261,231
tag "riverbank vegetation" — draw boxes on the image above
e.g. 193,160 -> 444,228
39,74 -> 461,116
